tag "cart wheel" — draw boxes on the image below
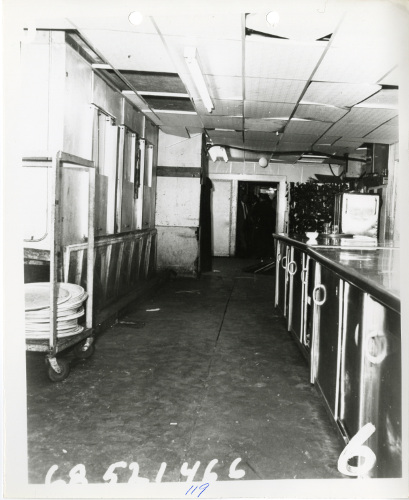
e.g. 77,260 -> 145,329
47,358 -> 70,382
73,340 -> 95,359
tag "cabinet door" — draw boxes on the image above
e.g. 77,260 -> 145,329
361,295 -> 401,478
275,243 -> 289,316
303,254 -> 314,353
288,246 -> 304,340
313,264 -> 343,417
339,282 -> 364,439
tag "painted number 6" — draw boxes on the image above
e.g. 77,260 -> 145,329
337,423 -> 376,477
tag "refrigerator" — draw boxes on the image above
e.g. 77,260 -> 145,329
334,193 -> 380,237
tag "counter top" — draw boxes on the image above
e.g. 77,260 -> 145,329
273,233 -> 400,312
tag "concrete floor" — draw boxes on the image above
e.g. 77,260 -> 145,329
26,257 -> 347,484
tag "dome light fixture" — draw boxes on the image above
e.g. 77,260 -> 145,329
259,157 -> 268,168
266,11 -> 280,26
128,11 -> 143,26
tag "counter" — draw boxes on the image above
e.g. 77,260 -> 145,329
273,233 -> 400,313
273,233 -> 402,478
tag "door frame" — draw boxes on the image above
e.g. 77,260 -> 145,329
209,174 -> 287,256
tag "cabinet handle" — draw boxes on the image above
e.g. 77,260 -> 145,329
365,330 -> 387,364
312,284 -> 326,305
288,261 -> 297,275
281,256 -> 287,269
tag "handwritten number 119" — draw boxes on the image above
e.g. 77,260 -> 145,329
185,483 -> 209,498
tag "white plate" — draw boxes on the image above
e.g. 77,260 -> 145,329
25,283 -> 71,311
25,325 -> 84,340
26,307 -> 85,324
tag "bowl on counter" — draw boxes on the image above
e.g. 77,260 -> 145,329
305,231 -> 319,240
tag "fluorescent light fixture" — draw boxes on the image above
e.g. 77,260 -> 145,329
91,63 -> 112,69
298,158 -> 326,163
184,47 -> 214,113
302,153 -> 329,159
152,110 -> 197,115
208,146 -> 228,162
139,92 -> 190,98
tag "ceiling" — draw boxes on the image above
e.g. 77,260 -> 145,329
36,0 -> 404,165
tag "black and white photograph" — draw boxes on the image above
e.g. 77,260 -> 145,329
2,0 -> 409,498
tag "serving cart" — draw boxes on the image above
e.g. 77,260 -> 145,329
24,151 -> 96,381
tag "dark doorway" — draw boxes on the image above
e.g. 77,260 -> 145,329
236,181 -> 278,259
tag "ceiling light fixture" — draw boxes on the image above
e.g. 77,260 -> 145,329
259,157 -> 269,168
128,11 -> 143,26
266,11 -> 280,26
184,47 -> 214,113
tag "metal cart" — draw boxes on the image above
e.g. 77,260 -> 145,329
24,151 -> 96,381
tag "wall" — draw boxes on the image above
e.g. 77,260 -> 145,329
22,30 -> 159,297
155,132 -> 202,276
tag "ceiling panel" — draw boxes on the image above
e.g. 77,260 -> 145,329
270,155 -> 300,164
378,66 -> 399,86
160,126 -> 190,138
384,116 -> 399,127
285,119 -> 332,135
245,7 -> 343,42
364,125 -> 399,144
280,133 -> 322,144
276,142 -> 316,152
245,78 -> 306,103
155,112 -> 203,128
206,75 -> 243,100
325,121 -> 378,138
80,30 -> 175,72
314,135 -> 342,146
339,107 -> 398,126
245,118 -> 287,132
201,116 -> 243,130
187,127 -> 204,136
326,141 -> 364,153
244,139 -> 278,151
207,129 -> 243,142
245,39 -> 326,80
115,70 -> 187,93
331,138 -> 366,147
123,93 -> 151,112
303,82 -> 381,107
244,101 -> 296,119
164,36 -> 243,77
194,99 -> 243,117
144,96 -> 195,112
313,145 -> 352,156
294,104 -> 348,122
330,2 -> 400,49
69,16 -> 158,34
244,131 -> 280,143
313,46 -> 398,84
153,13 -> 242,40
355,89 -> 398,109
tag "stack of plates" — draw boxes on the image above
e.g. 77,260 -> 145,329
25,282 -> 88,340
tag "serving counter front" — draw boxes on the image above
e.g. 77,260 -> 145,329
273,233 -> 402,479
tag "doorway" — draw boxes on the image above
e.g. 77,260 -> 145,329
236,181 -> 278,259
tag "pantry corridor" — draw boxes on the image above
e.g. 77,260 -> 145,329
25,258 -> 346,484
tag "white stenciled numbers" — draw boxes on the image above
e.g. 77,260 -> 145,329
337,423 -> 376,477
45,457 -> 245,484
45,464 -> 88,484
102,461 -> 127,483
